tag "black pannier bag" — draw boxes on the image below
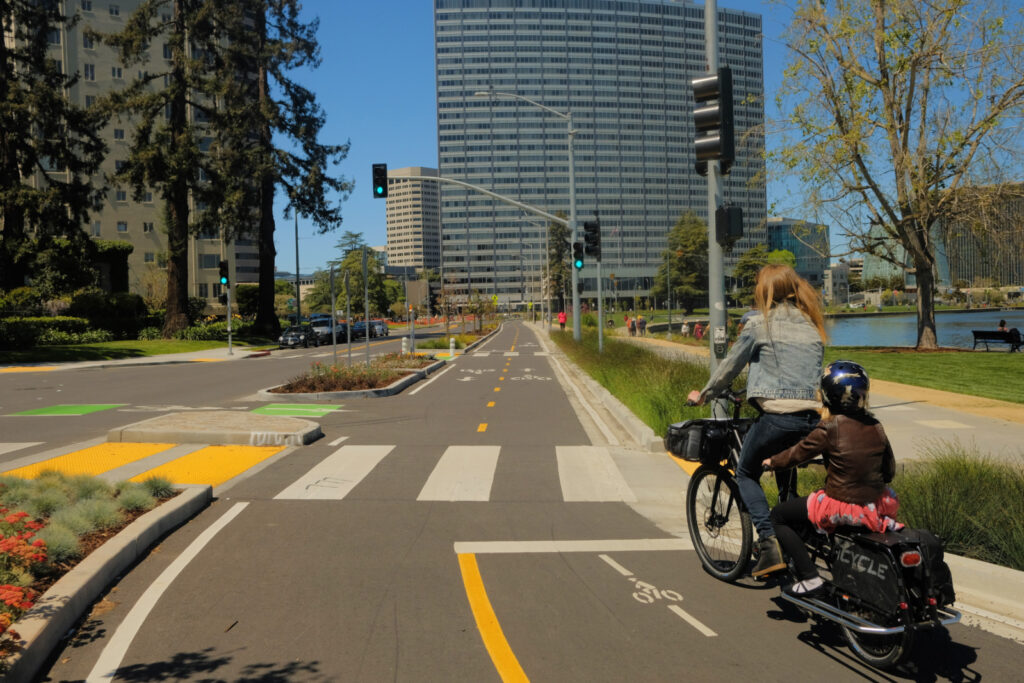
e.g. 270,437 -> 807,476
664,418 -> 749,464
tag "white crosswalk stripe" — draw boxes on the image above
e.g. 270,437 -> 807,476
556,446 -> 636,502
0,443 -> 43,456
417,445 -> 500,501
274,445 -> 394,500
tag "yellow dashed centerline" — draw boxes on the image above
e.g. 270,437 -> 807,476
494,387 -> 501,392
3,442 -> 177,479
129,444 -> 284,487
487,401 -> 495,407
459,553 -> 527,681
477,423 -> 488,432
0,366 -> 58,373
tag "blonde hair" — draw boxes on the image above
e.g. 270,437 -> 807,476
753,264 -> 827,342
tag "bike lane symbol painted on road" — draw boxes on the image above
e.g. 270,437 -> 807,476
599,554 -> 717,637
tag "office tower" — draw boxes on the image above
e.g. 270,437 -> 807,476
386,167 -> 442,271
434,0 -> 766,308
765,217 -> 829,287
38,1 -> 257,304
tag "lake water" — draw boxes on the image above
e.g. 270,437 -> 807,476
826,309 -> 1024,348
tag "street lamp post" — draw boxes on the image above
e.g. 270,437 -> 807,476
475,89 -> 580,340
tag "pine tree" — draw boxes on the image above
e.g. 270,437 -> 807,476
0,0 -> 107,292
212,0 -> 351,338
102,0 -> 247,336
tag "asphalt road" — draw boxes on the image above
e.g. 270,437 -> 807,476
2,321 -> 1022,681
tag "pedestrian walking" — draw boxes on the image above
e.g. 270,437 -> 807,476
628,317 -> 637,336
558,310 -> 567,331
637,315 -> 647,336
680,321 -> 690,337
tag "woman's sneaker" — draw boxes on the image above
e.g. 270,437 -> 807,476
751,536 -> 787,578
784,576 -> 825,598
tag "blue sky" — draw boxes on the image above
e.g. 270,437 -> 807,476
274,0 -> 793,274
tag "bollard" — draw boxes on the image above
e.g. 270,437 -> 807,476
402,337 -> 409,355
449,337 -> 456,358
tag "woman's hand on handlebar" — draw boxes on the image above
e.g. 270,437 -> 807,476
686,390 -> 705,406
761,458 -> 773,471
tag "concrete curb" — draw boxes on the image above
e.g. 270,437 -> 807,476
256,359 -> 448,400
5,486 -> 213,682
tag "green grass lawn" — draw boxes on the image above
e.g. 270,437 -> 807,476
823,347 -> 1024,404
0,338 -> 272,365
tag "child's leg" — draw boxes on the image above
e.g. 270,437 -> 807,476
771,496 -> 818,580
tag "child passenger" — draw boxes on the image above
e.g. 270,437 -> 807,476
762,360 -> 900,598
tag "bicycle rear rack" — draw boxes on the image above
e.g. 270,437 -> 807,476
780,592 -> 961,635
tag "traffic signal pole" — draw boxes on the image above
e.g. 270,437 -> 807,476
703,0 -> 728,376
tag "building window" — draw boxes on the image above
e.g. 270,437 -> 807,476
143,222 -> 154,232
83,64 -> 95,81
85,95 -> 96,108
92,221 -> 101,237
109,4 -> 119,16
200,254 -> 220,269
163,43 -> 172,59
144,252 -> 155,263
113,128 -> 125,140
111,66 -> 123,79
116,221 -> 128,233
144,191 -> 153,203
198,283 -> 209,298
81,1 -> 93,10
213,283 -> 222,298
115,160 -> 126,171
47,30 -> 61,45
115,189 -> 127,202
83,34 -> 94,49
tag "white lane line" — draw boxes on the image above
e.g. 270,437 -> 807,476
454,538 -> 693,554
668,605 -> 718,637
86,502 -> 248,682
0,442 -> 43,456
328,436 -> 348,447
274,445 -> 393,500
557,446 -> 636,502
418,446 -> 500,501
408,362 -> 456,395
599,553 -> 634,577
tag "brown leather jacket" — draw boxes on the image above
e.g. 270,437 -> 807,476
768,413 -> 895,505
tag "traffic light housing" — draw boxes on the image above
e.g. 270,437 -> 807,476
583,219 -> 601,262
692,66 -> 734,176
218,260 -> 229,287
372,163 -> 388,198
715,204 -> 744,245
572,241 -> 584,270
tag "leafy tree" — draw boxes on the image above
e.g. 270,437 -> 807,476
776,0 -> 1024,349
335,249 -> 387,318
334,231 -> 365,259
651,211 -> 708,314
730,245 -> 797,306
0,0 -> 107,292
547,214 -> 570,312
234,283 -> 259,317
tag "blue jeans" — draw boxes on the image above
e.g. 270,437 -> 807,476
736,411 -> 820,540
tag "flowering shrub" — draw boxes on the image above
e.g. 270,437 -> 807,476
0,508 -> 47,660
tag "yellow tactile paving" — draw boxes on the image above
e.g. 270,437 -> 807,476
3,442 -> 177,479
129,444 -> 285,487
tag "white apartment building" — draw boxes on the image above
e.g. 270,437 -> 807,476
385,167 -> 441,271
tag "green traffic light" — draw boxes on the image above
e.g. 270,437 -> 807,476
574,259 -> 583,270
375,185 -> 384,195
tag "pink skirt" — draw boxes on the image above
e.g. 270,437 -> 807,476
806,488 -> 904,533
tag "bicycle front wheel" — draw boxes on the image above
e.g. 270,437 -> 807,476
686,465 -> 753,582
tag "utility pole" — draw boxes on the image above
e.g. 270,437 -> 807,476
703,0 -> 728,375
294,214 -> 301,325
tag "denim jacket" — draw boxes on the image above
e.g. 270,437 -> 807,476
701,303 -> 824,401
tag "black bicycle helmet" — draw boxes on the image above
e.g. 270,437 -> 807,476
820,360 -> 869,414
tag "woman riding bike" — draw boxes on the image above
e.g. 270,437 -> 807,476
688,264 -> 827,578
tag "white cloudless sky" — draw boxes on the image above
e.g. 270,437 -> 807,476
273,0 -> 796,275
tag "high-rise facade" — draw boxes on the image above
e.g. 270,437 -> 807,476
765,217 -> 829,287
40,1 -> 257,304
433,0 -> 766,307
385,167 -> 442,271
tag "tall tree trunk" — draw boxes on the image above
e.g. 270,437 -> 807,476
253,15 -> 279,338
162,2 -> 190,337
913,253 -> 938,349
0,30 -> 26,291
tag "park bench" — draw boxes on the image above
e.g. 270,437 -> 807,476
971,329 -> 1022,352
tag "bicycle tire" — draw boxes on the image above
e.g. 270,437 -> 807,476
840,601 -> 914,670
686,465 -> 753,582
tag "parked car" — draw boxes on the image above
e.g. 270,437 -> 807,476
371,320 -> 389,337
278,325 -> 319,349
350,321 -> 369,339
310,318 -> 342,345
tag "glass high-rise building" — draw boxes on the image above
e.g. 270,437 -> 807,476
434,0 -> 766,308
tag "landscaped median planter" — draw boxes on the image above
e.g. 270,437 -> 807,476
258,353 -> 448,400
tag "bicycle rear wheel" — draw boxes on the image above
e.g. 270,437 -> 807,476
686,465 -> 752,582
